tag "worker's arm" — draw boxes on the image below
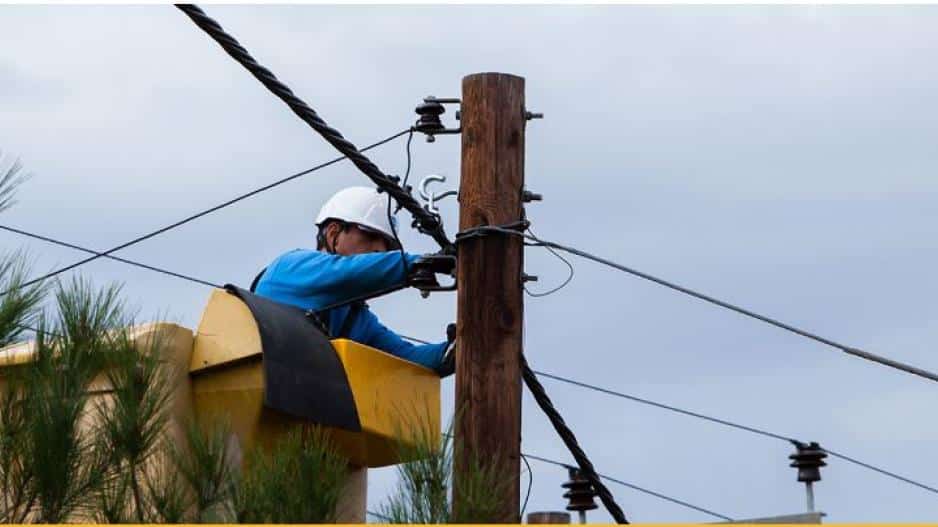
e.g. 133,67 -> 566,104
257,249 -> 421,310
352,307 -> 448,370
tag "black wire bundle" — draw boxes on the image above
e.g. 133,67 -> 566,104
521,355 -> 630,524
175,4 -> 453,252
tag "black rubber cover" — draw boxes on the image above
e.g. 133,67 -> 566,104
224,285 -> 362,432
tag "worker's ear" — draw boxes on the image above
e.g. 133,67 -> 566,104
322,221 -> 345,253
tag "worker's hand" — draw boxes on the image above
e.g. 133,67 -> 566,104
434,322 -> 457,377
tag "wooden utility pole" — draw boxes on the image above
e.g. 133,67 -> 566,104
454,72 -> 526,523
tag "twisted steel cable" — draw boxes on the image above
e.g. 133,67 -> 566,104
521,355 -> 630,524
175,4 -> 453,251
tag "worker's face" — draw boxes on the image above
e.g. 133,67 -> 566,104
324,222 -> 392,255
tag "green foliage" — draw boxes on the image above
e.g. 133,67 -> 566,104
95,319 -> 175,522
378,420 -> 508,524
0,263 -> 360,524
172,419 -> 237,522
449,451 -> 508,524
233,427 -> 348,523
95,472 -> 132,524
18,279 -> 127,522
0,380 -> 35,523
0,154 -> 28,215
0,174 -> 468,523
141,445 -> 190,523
0,173 -> 39,523
0,253 -> 46,348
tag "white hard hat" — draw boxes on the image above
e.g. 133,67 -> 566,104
315,186 -> 398,242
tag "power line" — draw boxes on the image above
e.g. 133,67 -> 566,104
457,224 -> 938,384
521,453 -> 733,521
175,4 -> 453,251
823,448 -> 938,496
400,334 -> 938,499
521,357 -> 629,523
0,128 -> 409,297
0,225 -> 220,289
533,369 -> 938,497
439,430 -> 724,521
533,369 -> 792,443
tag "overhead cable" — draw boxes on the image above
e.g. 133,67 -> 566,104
823,448 -> 938,496
0,128 -> 409,297
400,334 -> 938,499
533,369 -> 938,498
175,4 -> 453,251
521,356 -> 629,523
0,225 -> 220,289
521,453 -> 733,521
456,224 -> 938,384
534,369 -> 792,443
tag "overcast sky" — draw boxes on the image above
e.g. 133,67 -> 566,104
3,4 -> 938,522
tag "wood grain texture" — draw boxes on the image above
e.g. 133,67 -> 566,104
454,72 -> 526,523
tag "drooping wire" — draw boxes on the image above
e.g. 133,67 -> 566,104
175,4 -> 453,251
384,128 -> 415,277
0,128 -> 409,297
385,187 -> 406,271
523,226 -> 574,298
401,127 -> 415,192
0,225 -> 220,289
521,453 -> 732,521
456,224 -> 938,384
520,453 -> 534,518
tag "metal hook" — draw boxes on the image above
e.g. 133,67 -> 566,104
418,174 -> 457,215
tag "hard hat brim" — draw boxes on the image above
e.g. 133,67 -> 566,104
350,222 -> 401,249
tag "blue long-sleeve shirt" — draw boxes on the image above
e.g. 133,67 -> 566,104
253,249 -> 447,370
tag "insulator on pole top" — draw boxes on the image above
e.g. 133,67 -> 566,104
789,441 -> 827,513
789,441 -> 827,483
414,96 -> 461,142
414,99 -> 445,136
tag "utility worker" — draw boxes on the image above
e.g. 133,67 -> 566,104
252,186 -> 455,375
